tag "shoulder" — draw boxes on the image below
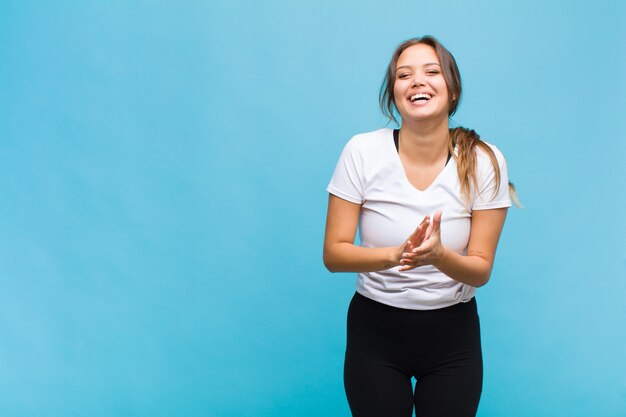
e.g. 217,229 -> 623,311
473,140 -> 508,171
346,128 -> 393,150
475,140 -> 506,160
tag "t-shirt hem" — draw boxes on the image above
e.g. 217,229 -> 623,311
355,286 -> 473,311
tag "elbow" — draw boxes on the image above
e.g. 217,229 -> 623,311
324,259 -> 343,273
324,262 -> 339,273
323,250 -> 337,273
474,275 -> 491,287
323,245 -> 346,273
474,268 -> 493,287
465,256 -> 494,287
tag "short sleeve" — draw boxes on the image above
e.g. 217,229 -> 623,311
326,137 -> 364,204
472,145 -> 512,210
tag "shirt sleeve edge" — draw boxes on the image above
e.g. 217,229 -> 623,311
471,200 -> 512,210
326,186 -> 363,205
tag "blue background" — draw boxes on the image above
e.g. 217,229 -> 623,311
1,1 -> 625,416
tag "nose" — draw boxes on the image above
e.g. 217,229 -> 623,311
412,74 -> 426,87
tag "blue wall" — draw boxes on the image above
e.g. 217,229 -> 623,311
1,1 -> 625,416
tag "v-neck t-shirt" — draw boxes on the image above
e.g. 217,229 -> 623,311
327,128 -> 512,310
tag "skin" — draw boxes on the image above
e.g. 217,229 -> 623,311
323,44 -> 508,287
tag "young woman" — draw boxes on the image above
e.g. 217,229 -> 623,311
323,36 -> 516,417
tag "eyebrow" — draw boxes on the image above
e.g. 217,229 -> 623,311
396,63 -> 441,70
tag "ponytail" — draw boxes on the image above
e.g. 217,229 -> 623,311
450,127 -> 521,208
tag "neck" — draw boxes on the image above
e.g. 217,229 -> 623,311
398,117 -> 450,164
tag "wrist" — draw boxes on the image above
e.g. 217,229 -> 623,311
432,245 -> 448,269
387,246 -> 402,269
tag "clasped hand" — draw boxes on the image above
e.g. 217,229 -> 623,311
397,210 -> 446,272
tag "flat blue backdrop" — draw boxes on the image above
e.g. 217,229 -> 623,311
1,1 -> 625,416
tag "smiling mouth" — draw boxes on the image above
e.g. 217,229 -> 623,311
410,93 -> 432,102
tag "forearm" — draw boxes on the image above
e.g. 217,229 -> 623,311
434,247 -> 493,287
324,242 -> 399,273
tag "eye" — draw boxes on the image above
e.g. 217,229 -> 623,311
427,70 -> 440,75
398,73 -> 410,79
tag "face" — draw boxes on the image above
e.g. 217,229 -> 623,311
393,43 -> 451,123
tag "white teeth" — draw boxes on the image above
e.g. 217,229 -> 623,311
410,93 -> 432,102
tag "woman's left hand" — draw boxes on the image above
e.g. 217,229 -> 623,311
398,210 -> 447,271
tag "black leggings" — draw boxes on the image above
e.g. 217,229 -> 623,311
344,292 -> 483,417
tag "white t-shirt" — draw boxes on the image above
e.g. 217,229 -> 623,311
327,128 -> 511,310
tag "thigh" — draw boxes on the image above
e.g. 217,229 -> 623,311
344,293 -> 414,417
412,300 -> 483,417
413,351 -> 483,417
344,352 -> 414,417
